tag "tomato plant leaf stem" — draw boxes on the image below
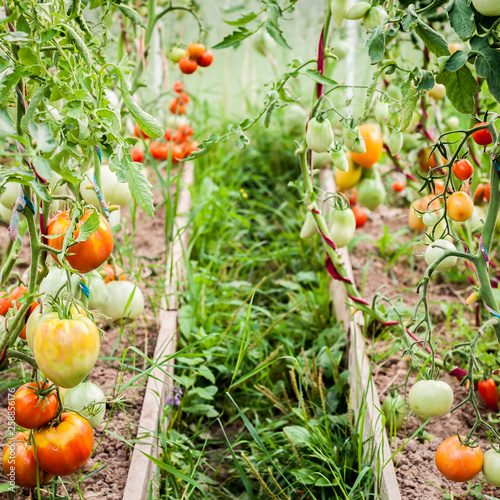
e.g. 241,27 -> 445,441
6,349 -> 38,370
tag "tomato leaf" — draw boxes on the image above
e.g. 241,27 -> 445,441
222,11 -> 258,26
0,67 -> 30,104
436,66 -> 479,114
415,19 -> 449,57
416,70 -> 435,92
75,209 -> 100,243
28,122 -> 56,153
212,25 -> 262,49
0,108 -> 15,137
119,81 -> 164,139
122,158 -> 154,217
399,78 -> 420,131
21,80 -> 51,131
446,0 -> 475,39
303,70 -> 338,88
116,4 -> 147,29
471,36 -> 500,105
444,50 -> 469,72
366,25 -> 386,63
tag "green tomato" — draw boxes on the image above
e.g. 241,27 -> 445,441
471,0 -> 500,16
422,212 -> 439,227
357,178 -> 386,211
382,394 -> 405,431
0,182 -> 19,208
446,116 -> 460,130
424,239 -> 457,271
332,0 -> 349,26
0,201 -> 12,222
331,148 -> 349,172
428,83 -> 446,101
62,382 -> 106,429
388,132 -> 403,155
168,47 -> 187,63
375,100 -> 389,123
39,267 -> 81,303
408,380 -> 454,418
99,280 -> 145,323
306,117 -> 334,153
328,208 -> 356,248
482,449 -> 500,487
387,86 -> 402,101
344,127 -> 366,155
402,133 -> 419,152
88,271 -> 109,310
300,212 -> 317,239
345,1 -> 371,20
363,6 -> 386,31
79,164 -> 132,208
468,205 -> 486,231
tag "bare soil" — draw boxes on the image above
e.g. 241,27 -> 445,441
0,169 -> 175,500
350,205 -> 500,500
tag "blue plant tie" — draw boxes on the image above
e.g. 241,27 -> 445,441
79,281 -> 90,299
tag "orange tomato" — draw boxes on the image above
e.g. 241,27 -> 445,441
452,159 -> 473,181
409,196 -> 441,230
474,182 -> 491,204
102,263 -> 126,283
34,412 -> 94,476
179,57 -> 198,74
435,435 -> 483,482
12,381 -> 59,429
392,180 -> 406,192
187,43 -> 206,59
418,148 -> 438,173
2,431 -> 53,488
47,209 -> 114,274
173,81 -> 184,93
352,205 -> 367,228
168,98 -> 186,115
447,191 -> 473,222
350,123 -> 383,169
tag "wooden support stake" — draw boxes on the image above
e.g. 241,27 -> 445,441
123,163 -> 194,500
320,168 -> 401,500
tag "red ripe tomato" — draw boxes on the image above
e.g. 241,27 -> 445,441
435,435 -> 483,482
187,43 -> 206,59
474,182 -> 491,204
0,285 -> 28,316
352,205 -> 367,228
47,209 -> 114,274
20,302 -> 39,340
341,188 -> 357,205
12,382 -> 59,429
478,379 -> 499,412
392,179 -> 406,192
171,144 -> 185,162
168,98 -> 186,115
472,122 -> 495,146
130,147 -> 144,163
133,124 -> 149,139
179,124 -> 194,137
172,130 -> 185,144
34,412 -> 94,476
2,431 -> 53,488
197,50 -> 214,68
452,159 -> 473,181
179,57 -> 198,75
149,141 -> 168,160
164,128 -> 173,141
102,263 -> 126,283
180,92 -> 190,104
446,191 -> 474,222
173,81 -> 184,94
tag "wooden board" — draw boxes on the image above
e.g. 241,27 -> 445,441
122,162 -> 194,500
320,168 -> 402,500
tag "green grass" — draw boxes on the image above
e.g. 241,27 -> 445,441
155,119 -> 375,499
